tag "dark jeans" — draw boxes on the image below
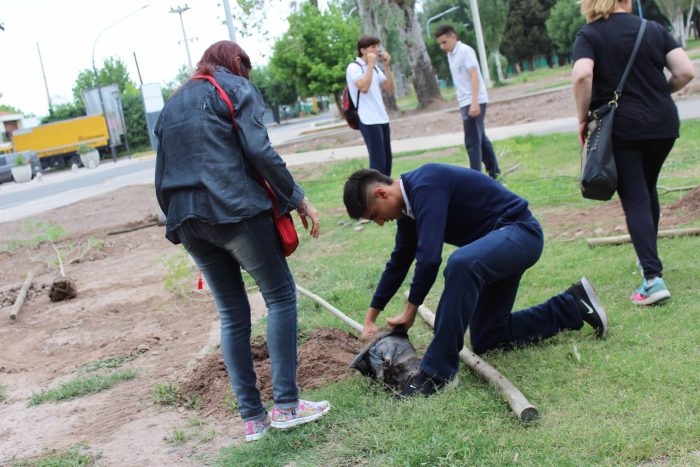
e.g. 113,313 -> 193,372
461,103 -> 500,178
359,122 -> 392,176
174,214 -> 299,421
420,215 -> 583,381
613,138 -> 676,279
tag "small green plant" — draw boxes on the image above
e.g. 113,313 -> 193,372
162,246 -> 195,297
152,382 -> 182,406
167,428 -> 188,446
28,369 -> 137,406
0,383 -> 6,402
77,143 -> 94,155
186,416 -> 206,427
6,220 -> 67,251
14,153 -> 27,166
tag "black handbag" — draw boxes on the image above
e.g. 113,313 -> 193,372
581,19 -> 647,201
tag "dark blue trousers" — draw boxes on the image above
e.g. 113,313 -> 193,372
461,103 -> 500,178
420,216 -> 583,381
359,122 -> 392,176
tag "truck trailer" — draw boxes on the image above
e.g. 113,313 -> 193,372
12,115 -> 109,169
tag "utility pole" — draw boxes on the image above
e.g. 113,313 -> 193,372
37,43 -> 53,117
221,0 -> 237,42
468,0 -> 491,88
170,5 -> 193,72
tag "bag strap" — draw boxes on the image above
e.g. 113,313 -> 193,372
192,73 -> 282,218
612,19 -> 647,104
352,61 -> 362,111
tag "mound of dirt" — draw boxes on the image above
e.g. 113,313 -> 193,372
180,328 -> 360,416
669,186 -> 700,217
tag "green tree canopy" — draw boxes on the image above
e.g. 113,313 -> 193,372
546,0 -> 585,56
502,0 -> 556,69
72,57 -> 137,105
270,3 -> 360,99
0,104 -> 23,114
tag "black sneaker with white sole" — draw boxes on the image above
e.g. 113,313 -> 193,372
567,276 -> 608,338
397,370 -> 446,399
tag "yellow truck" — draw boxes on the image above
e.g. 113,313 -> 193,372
12,115 -> 109,169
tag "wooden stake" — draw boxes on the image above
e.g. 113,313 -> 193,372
9,271 -> 34,320
297,285 -> 363,333
586,227 -> 700,247
410,293 -> 539,423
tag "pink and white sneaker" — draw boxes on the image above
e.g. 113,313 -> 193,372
270,399 -> 330,429
244,414 -> 271,442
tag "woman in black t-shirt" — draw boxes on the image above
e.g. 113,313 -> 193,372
572,0 -> 695,306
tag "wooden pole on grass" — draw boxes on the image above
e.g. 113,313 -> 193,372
408,292 -> 539,423
9,271 -> 34,320
586,227 -> 700,247
296,285 -> 363,333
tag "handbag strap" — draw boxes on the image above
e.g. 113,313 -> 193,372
612,19 -> 647,104
192,73 -> 282,218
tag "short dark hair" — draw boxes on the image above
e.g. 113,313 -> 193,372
434,24 -> 457,39
357,35 -> 381,57
343,169 -> 394,219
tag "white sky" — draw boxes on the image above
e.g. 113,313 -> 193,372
0,0 -> 293,117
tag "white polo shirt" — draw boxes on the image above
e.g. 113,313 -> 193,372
346,58 -> 389,125
447,41 -> 488,108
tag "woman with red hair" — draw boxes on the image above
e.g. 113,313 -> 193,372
155,41 -> 330,442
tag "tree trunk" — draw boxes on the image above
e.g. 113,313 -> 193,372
494,50 -> 505,82
391,0 -> 441,108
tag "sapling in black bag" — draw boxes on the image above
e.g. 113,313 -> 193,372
581,20 -> 647,201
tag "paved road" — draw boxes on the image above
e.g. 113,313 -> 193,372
2,98 -> 698,224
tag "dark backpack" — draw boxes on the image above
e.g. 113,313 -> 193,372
341,86 -> 360,130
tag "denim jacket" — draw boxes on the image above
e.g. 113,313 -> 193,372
154,66 -> 304,244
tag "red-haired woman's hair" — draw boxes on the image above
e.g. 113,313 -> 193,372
193,40 -> 252,79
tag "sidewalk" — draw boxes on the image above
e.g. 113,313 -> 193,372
281,98 -> 700,167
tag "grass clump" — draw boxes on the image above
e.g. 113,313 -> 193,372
79,353 -> 139,373
28,370 -> 137,406
14,443 -> 99,466
152,382 -> 201,409
0,383 -> 6,402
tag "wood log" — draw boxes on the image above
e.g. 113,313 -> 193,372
297,286 -> 363,333
409,292 -> 539,423
586,227 -> 700,247
9,271 -> 34,320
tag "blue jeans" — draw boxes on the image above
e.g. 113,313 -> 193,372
461,103 -> 500,178
420,215 -> 583,381
174,214 -> 299,421
359,122 -> 392,176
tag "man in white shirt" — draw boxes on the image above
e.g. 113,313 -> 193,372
346,35 -> 395,176
435,25 -> 500,179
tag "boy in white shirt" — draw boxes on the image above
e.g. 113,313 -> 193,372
435,25 -> 500,179
346,35 -> 396,176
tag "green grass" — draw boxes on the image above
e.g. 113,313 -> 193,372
0,383 -> 6,402
152,382 -> 182,406
28,370 -> 137,406
219,120 -> 700,465
78,353 -> 139,373
13,443 -> 99,467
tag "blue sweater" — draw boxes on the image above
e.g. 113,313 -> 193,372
371,163 -> 530,310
